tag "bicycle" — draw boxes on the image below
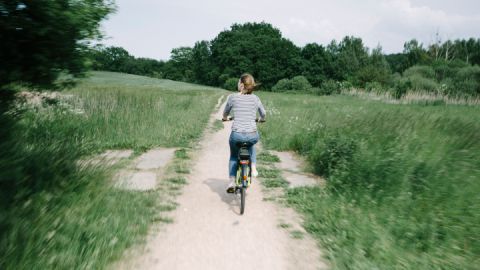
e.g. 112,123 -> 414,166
235,141 -> 252,214
223,117 -> 265,215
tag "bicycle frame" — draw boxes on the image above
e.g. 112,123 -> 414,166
235,148 -> 251,215
237,159 -> 251,188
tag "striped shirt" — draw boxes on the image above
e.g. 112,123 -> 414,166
223,93 -> 266,132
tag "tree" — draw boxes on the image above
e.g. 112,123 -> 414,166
300,43 -> 330,87
403,39 -> 430,67
0,0 -> 115,89
468,39 -> 480,65
164,46 -> 193,81
191,41 -> 214,85
453,38 -> 480,65
385,53 -> 409,74
210,22 -> 302,88
134,58 -> 165,78
90,45 -> 166,77
356,47 -> 391,87
327,36 -> 370,85
91,46 -> 133,72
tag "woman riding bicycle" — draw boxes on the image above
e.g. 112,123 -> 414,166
222,73 -> 266,193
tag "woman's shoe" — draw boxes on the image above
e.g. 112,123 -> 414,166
251,168 -> 258,177
226,177 -> 236,193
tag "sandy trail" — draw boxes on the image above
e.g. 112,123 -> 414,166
117,101 -> 327,270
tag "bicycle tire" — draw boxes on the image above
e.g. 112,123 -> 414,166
240,187 -> 245,215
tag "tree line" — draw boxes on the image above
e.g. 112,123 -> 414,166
90,22 -> 480,97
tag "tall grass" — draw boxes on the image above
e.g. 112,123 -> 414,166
0,72 -> 225,269
257,92 -> 480,269
73,86 -> 219,150
342,88 -> 480,106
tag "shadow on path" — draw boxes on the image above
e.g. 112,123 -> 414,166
204,178 -> 242,215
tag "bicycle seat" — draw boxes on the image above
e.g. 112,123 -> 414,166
236,142 -> 253,148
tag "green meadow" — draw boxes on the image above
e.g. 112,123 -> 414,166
257,92 -> 480,269
2,71 -> 478,269
0,72 -> 225,269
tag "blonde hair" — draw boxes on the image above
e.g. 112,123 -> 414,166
239,73 -> 256,94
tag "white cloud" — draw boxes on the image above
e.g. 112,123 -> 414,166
377,0 -> 479,51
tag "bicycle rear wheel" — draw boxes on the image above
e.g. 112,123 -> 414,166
240,187 -> 245,215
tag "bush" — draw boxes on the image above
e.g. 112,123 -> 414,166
290,76 -> 312,90
403,65 -> 436,79
451,66 -> 480,96
408,75 -> 439,92
339,81 -> 353,90
319,80 -> 342,95
365,81 -> 384,92
272,78 -> 291,92
432,59 -> 468,82
272,76 -> 312,92
308,135 -> 358,178
356,65 -> 391,87
223,77 -> 238,91
391,77 -> 410,99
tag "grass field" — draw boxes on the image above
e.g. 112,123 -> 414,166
257,92 -> 480,269
2,71 -> 479,269
0,72 -> 225,269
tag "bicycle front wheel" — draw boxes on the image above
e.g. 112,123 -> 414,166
240,187 -> 246,215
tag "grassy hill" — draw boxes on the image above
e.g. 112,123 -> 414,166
81,71 -> 224,91
69,71 -> 225,150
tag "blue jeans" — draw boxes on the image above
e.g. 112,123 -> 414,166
228,131 -> 259,177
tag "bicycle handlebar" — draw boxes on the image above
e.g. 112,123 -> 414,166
222,117 -> 266,123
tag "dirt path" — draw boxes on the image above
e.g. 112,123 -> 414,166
115,101 -> 327,270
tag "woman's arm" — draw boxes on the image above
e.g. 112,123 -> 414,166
257,97 -> 266,120
223,94 -> 233,120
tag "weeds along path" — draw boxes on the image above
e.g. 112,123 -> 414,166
115,100 -> 326,270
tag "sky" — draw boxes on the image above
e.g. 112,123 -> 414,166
100,0 -> 480,61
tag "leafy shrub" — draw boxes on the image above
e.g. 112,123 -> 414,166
272,78 -> 291,92
319,79 -> 342,95
451,65 -> 480,96
432,59 -> 468,82
403,65 -> 436,79
356,64 -> 391,87
290,76 -> 312,90
223,77 -> 238,91
272,76 -> 312,92
391,77 -> 410,99
365,81 -> 384,92
396,66 -> 440,93
407,75 -> 440,92
340,81 -> 353,89
308,134 -> 358,178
